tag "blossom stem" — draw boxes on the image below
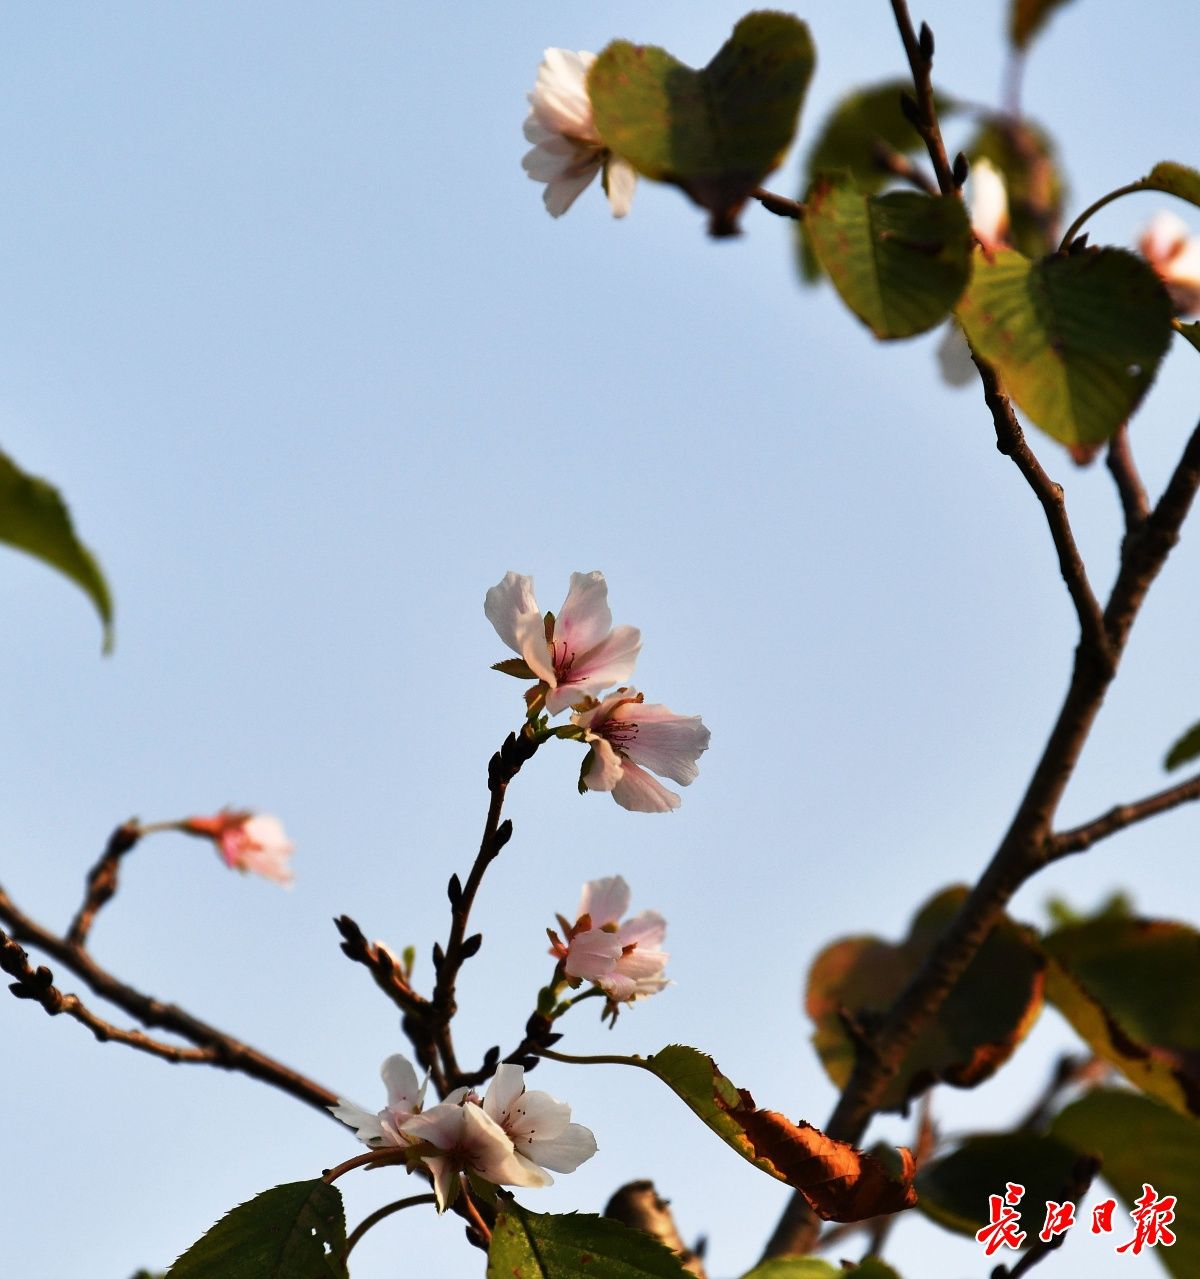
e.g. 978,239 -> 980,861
1058,181 -> 1146,252
459,1183 -> 493,1246
344,1194 -> 438,1257
537,1045 -> 644,1069
321,1147 -> 410,1185
65,819 -> 143,947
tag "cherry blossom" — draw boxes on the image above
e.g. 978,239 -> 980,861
329,1053 -> 428,1148
522,48 -> 636,218
572,688 -> 709,812
485,571 -> 641,715
181,810 -> 294,884
401,1065 -> 596,1211
1139,210 -> 1200,315
549,875 -> 670,1007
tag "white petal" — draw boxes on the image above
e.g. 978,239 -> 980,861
328,1099 -> 386,1145
514,608 -> 555,684
577,875 -> 631,926
422,1154 -> 459,1213
460,1103 -> 529,1185
581,739 -> 625,793
621,703 -> 709,785
547,625 -> 642,713
937,321 -> 977,388
401,1101 -> 465,1151
968,157 -> 1009,249
611,761 -> 680,813
604,156 -> 637,219
482,1063 -> 526,1124
542,167 -> 601,218
485,572 -> 540,653
1140,210 -> 1191,265
380,1054 -> 423,1115
616,909 -> 666,951
527,1121 -> 598,1174
507,1149 -> 555,1188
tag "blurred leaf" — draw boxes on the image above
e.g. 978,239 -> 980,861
916,1132 -> 1082,1238
740,1262 -> 840,1279
1165,719 -> 1200,770
0,447 -> 113,652
1010,0 -> 1076,49
1043,916 -> 1200,1116
1127,161 -> 1200,210
1052,1090 -> 1200,1279
1045,892 -> 1133,930
803,178 -> 973,338
807,886 -> 1044,1113
1176,320 -> 1200,353
956,247 -> 1174,447
967,118 -> 1064,257
166,1180 -> 345,1278
589,13 -> 814,236
487,1202 -> 692,1278
638,1044 -> 916,1221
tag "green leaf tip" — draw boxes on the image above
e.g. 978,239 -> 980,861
0,447 -> 114,653
588,12 -> 814,237
1165,719 -> 1200,771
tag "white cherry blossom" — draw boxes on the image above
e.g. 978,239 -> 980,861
329,1052 -> 427,1148
522,48 -> 636,218
486,571 -> 641,715
1139,210 -> 1200,315
572,688 -> 709,812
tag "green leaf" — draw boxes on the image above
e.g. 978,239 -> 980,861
739,1262 -> 841,1279
1052,1090 -> 1200,1279
165,1180 -> 346,1279
1165,719 -> 1200,770
1175,320 -> 1200,354
807,886 -> 1045,1113
635,1044 -> 916,1221
916,1133 -> 1083,1238
589,13 -> 815,236
1043,916 -> 1200,1116
0,447 -> 113,652
1045,892 -> 1133,930
1130,161 -> 1200,211
492,656 -> 537,679
1010,0 -> 1076,49
956,247 -> 1174,447
967,119 -> 1065,259
487,1202 -> 693,1278
803,178 -> 973,338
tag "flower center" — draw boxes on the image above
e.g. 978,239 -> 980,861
601,717 -> 639,751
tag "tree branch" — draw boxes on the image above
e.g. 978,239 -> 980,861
1050,771 -> 1200,860
1106,424 -> 1150,536
605,1182 -> 707,1278
0,884 -> 339,1117
887,0 -> 957,194
66,820 -> 141,947
752,188 -> 805,220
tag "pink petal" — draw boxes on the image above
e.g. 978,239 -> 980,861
555,572 -> 614,658
620,703 -> 709,785
611,760 -> 680,813
616,908 -> 666,951
581,739 -> 624,793
484,572 -> 541,653
546,624 -> 641,714
565,926 -> 623,980
577,875 -> 631,926
514,609 -> 555,683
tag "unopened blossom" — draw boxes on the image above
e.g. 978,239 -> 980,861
401,1065 -> 596,1211
550,875 -> 670,1005
522,47 -> 636,218
329,1053 -> 427,1148
485,571 -> 641,715
572,688 -> 709,812
1139,210 -> 1200,315
939,158 -> 1011,387
181,810 -> 294,884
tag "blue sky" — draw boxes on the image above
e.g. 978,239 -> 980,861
1,3 -> 1197,1276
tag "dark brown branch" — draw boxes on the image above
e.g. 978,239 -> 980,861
606,1182 -> 707,1278
66,820 -> 141,947
0,884 -> 339,1116
1013,1055 -> 1106,1134
752,188 -> 805,220
888,0 -> 957,194
1050,771 -> 1200,860
871,140 -> 939,195
990,1154 -> 1100,1279
764,422 -> 1200,1258
2,928 -> 216,1064
1106,424 -> 1150,535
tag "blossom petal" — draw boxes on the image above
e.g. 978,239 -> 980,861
401,1101 -> 465,1151
604,156 -> 637,219
328,1099 -> 386,1145
482,1063 -> 526,1125
969,157 -> 1009,250
422,1154 -> 459,1213
578,875 -> 631,927
381,1054 -> 423,1116
460,1103 -> 536,1186
611,760 -> 680,813
529,49 -> 599,142
506,1087 -> 573,1145
485,572 -> 541,654
542,166 -> 602,218
581,739 -> 624,792
616,908 -> 666,951
564,925 -> 623,980
512,608 -> 555,684
620,702 -> 710,785
546,624 -> 642,713
937,321 -> 977,387
1141,210 -> 1191,264
556,572 -> 614,657
526,1121 -> 598,1174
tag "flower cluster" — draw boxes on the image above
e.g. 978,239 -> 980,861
486,571 -> 709,812
549,875 -> 669,1020
332,1055 -> 596,1212
1139,210 -> 1200,316
522,48 -> 636,218
180,810 -> 294,884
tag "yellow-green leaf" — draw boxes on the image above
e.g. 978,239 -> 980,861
1010,0 -> 1076,49
588,13 -> 814,237
804,177 -> 973,338
956,246 -> 1174,447
0,447 -> 113,652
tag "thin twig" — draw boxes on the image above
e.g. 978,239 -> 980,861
752,188 -> 805,220
345,1194 -> 438,1258
322,1147 -> 409,1184
1049,771 -> 1200,860
1106,425 -> 1151,535
990,1154 -> 1101,1279
66,820 -> 141,947
0,884 -> 339,1116
888,0 -> 957,194
871,140 -> 939,195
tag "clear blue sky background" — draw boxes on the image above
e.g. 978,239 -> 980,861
1,3 -> 1197,1276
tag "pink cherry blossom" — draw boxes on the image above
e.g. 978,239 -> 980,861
550,875 -> 670,1006
485,571 -> 641,715
1139,210 -> 1200,315
572,688 -> 709,812
522,48 -> 636,218
181,810 -> 294,884
401,1064 -> 595,1211
329,1053 -> 428,1148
